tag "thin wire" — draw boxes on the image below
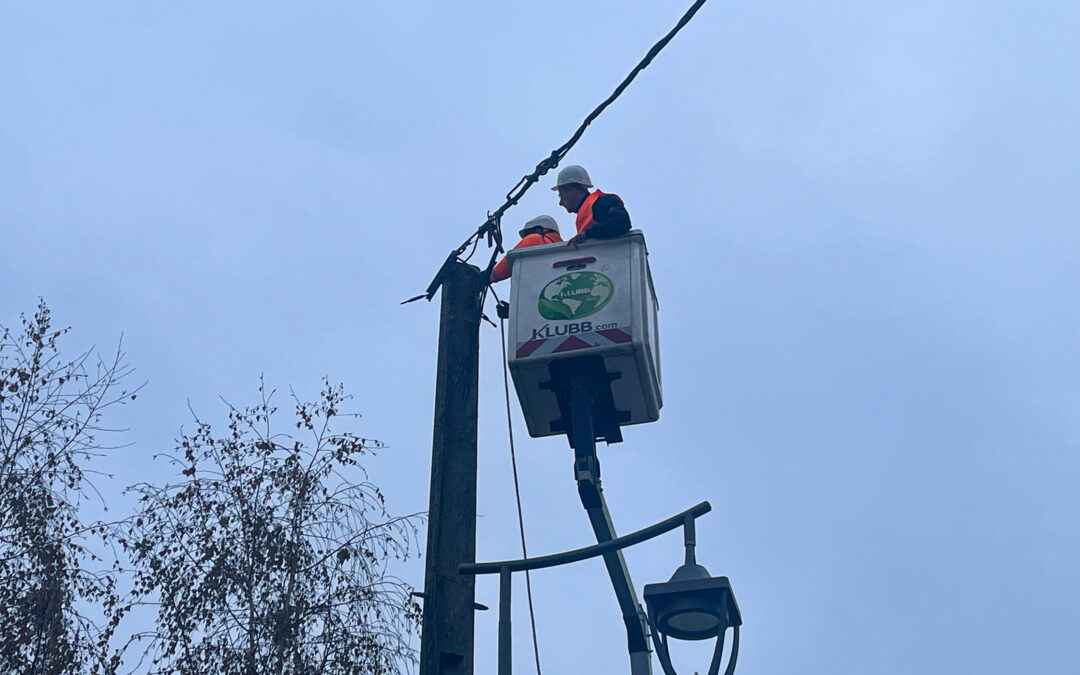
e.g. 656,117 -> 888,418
497,302 -> 543,675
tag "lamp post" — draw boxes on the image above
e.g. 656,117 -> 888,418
643,516 -> 741,675
459,502 -> 740,675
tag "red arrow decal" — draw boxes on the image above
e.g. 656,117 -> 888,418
552,336 -> 592,353
516,339 -> 548,358
597,329 -> 632,344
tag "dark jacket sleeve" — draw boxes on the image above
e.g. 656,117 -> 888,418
584,194 -> 631,239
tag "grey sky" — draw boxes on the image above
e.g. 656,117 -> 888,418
3,1 -> 1079,673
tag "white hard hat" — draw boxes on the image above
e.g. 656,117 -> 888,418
551,165 -> 593,190
519,215 -> 560,237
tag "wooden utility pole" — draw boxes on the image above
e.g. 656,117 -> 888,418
419,260 -> 484,675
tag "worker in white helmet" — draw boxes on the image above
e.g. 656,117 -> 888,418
489,215 -> 564,283
551,165 -> 631,247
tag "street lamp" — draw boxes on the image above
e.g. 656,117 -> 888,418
643,516 -> 741,675
461,502 -> 729,675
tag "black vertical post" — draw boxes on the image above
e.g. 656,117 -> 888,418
420,260 -> 485,675
498,566 -> 512,675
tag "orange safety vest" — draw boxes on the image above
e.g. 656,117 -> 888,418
489,229 -> 563,283
575,189 -> 624,235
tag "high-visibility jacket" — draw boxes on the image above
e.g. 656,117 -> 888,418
575,190 -> 631,239
489,228 -> 563,283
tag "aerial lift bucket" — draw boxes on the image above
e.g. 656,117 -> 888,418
506,230 -> 662,444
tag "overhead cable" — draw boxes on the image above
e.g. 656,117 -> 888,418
403,0 -> 710,304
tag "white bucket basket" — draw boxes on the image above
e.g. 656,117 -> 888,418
507,230 -> 662,439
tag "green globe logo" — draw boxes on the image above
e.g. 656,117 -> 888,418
537,272 -> 614,321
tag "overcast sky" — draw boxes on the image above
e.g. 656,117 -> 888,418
3,1 -> 1079,673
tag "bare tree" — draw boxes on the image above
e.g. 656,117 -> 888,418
118,380 -> 422,675
0,301 -> 137,675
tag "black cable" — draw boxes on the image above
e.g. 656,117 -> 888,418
408,0 -> 711,303
545,0 -> 710,175
461,235 -> 481,264
490,0 -> 711,237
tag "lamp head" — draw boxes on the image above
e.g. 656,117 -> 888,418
644,569 -> 741,642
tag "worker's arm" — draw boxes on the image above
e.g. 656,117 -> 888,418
490,256 -> 511,283
583,194 -> 631,239
489,231 -> 560,283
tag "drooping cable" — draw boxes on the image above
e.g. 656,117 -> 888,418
404,0 -> 711,304
493,288 -> 543,675
476,0 -> 710,282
